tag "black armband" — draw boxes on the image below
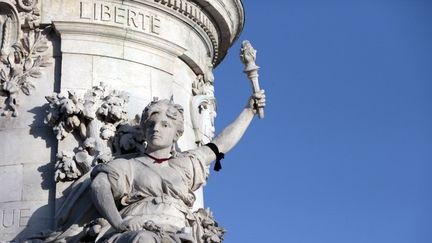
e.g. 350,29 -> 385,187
206,143 -> 224,172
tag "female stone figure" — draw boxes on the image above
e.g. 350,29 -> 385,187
87,90 -> 265,242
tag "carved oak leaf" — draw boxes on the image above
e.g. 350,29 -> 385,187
0,68 -> 7,82
28,69 -> 41,78
21,34 -> 30,52
23,57 -> 33,70
20,84 -> 30,95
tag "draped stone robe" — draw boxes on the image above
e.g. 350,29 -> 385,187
90,149 -> 210,242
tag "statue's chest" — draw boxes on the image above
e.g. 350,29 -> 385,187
133,161 -> 185,195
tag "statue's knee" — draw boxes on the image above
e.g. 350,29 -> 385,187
136,232 -> 157,243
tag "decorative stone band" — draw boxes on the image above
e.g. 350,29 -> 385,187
153,0 -> 220,64
42,0 -> 220,74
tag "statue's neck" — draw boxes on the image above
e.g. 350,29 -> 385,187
145,147 -> 172,159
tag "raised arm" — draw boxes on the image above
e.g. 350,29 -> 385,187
213,91 -> 265,153
190,40 -> 266,168
199,90 -> 265,166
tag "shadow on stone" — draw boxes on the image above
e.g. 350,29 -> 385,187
37,163 -> 55,192
11,204 -> 54,243
11,162 -> 56,242
28,104 -> 53,144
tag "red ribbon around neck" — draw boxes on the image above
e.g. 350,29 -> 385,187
144,153 -> 171,164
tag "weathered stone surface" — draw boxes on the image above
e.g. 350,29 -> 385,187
0,165 -> 23,203
0,201 -> 53,242
60,54 -> 93,91
1,0 -> 248,241
22,163 -> 54,202
0,128 -> 53,166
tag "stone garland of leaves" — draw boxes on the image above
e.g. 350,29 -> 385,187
45,83 -> 144,182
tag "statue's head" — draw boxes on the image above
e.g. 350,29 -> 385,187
140,99 -> 184,150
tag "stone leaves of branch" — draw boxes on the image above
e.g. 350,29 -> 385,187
45,83 -> 134,182
2,29 -> 51,90
0,0 -> 52,117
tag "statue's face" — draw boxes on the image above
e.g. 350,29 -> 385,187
145,112 -> 178,150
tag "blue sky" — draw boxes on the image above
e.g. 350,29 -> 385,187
206,1 -> 432,242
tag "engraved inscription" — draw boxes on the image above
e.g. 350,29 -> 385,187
80,1 -> 161,35
0,209 -> 31,229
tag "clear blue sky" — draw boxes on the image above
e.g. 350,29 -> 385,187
206,1 -> 432,242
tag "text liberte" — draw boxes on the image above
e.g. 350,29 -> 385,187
79,1 -> 161,35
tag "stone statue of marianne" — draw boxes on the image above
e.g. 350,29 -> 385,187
40,89 -> 265,243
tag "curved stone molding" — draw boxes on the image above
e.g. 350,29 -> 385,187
153,0 -> 245,65
0,1 -> 20,51
153,0 -> 220,64
193,0 -> 244,65
0,0 -> 52,117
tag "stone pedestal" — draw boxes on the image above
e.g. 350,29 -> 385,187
0,0 -> 244,241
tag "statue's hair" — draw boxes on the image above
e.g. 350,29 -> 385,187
140,99 -> 184,142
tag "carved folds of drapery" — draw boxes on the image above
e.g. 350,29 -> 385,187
0,0 -> 52,117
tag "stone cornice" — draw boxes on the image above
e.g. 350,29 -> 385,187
153,0 -> 244,66
192,0 -> 244,65
40,0 -> 244,67
152,0 -> 220,64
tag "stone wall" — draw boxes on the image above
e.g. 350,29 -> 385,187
0,0 -> 244,241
